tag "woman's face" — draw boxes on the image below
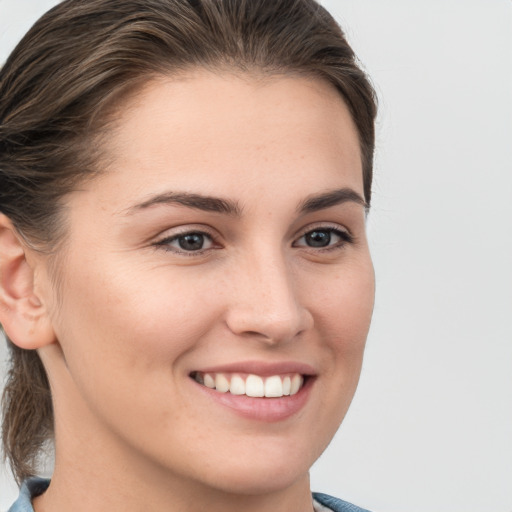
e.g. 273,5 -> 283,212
39,72 -> 374,495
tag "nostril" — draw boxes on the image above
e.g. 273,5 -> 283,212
244,330 -> 264,337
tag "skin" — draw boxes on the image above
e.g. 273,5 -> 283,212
2,71 -> 374,512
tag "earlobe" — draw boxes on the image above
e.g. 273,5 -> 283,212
0,214 -> 56,349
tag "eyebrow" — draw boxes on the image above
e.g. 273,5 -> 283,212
124,187 -> 366,217
297,188 -> 368,214
125,191 -> 242,216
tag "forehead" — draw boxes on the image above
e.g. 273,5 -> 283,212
82,71 -> 363,210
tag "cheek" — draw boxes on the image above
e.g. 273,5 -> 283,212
309,257 -> 375,348
52,257 -> 222,392
309,257 -> 374,404
294,258 -> 374,458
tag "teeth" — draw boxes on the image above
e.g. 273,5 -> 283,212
215,374 -> 230,393
290,374 -> 303,395
282,376 -> 291,396
230,375 -> 245,395
246,375 -> 265,397
264,375 -> 283,397
197,372 -> 306,398
204,374 -> 215,389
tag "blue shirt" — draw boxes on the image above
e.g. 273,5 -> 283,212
8,478 -> 371,512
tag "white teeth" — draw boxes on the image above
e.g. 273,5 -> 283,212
215,373 -> 230,393
290,374 -> 303,395
204,373 -> 215,389
245,374 -> 265,397
195,372 -> 306,398
264,375 -> 283,397
230,375 -> 246,395
282,376 -> 291,396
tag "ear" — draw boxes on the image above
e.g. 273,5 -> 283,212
0,214 -> 56,349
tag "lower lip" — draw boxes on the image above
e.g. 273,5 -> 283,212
192,377 -> 314,422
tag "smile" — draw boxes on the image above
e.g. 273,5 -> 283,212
191,372 -> 305,398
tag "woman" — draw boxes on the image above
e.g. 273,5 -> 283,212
0,1 -> 377,511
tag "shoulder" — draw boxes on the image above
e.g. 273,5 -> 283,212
7,478 -> 50,512
313,492 -> 373,512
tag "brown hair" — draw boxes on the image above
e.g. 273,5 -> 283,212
0,0 -> 377,484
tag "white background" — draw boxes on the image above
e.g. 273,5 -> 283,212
1,1 -> 511,511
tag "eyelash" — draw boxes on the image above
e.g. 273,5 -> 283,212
293,226 -> 354,252
153,225 -> 354,255
153,228 -> 219,256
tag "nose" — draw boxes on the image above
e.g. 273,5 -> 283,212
224,250 -> 313,345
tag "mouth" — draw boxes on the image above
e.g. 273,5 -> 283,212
190,371 -> 307,398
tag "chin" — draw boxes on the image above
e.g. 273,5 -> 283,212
207,463 -> 310,496
188,438 -> 318,496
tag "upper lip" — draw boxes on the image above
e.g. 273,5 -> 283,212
192,360 -> 317,377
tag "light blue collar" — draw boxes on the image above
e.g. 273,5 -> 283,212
8,478 -> 370,512
8,478 -> 49,512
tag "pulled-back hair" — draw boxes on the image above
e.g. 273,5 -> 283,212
0,0 -> 377,484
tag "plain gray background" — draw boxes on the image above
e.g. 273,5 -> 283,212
1,1 -> 511,511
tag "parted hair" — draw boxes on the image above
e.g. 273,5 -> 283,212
0,0 -> 377,484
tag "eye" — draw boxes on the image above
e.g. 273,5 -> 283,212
154,231 -> 214,253
294,227 -> 353,249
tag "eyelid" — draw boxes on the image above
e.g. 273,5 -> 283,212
152,225 -> 220,254
294,222 -> 353,240
292,223 -> 354,249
